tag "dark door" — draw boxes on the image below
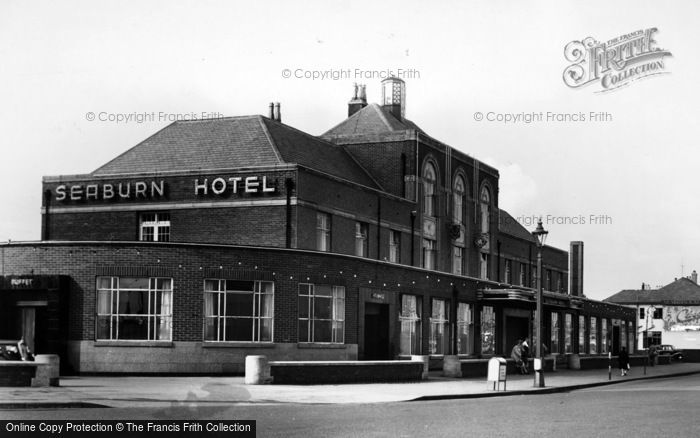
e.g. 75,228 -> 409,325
364,303 -> 390,360
505,316 -> 529,355
612,325 -> 620,355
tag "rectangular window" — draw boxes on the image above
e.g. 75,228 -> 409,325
429,299 -> 450,355
422,239 -> 436,270
452,246 -> 464,275
546,270 -> 552,291
643,331 -> 662,348
620,320 -> 627,352
550,312 -> 560,354
481,306 -> 495,355
355,222 -> 369,257
298,284 -> 345,343
316,213 -> 331,252
628,321 -> 634,353
519,262 -> 527,286
399,295 -> 421,355
457,303 -> 473,355
639,308 -> 645,319
139,213 -> 170,242
480,253 -> 490,280
389,230 -> 401,264
96,277 -> 173,341
578,315 -> 586,354
653,308 -> 663,319
504,259 -> 512,284
564,313 -> 573,353
557,272 -> 564,292
589,317 -> 598,354
203,279 -> 274,342
601,318 -> 608,354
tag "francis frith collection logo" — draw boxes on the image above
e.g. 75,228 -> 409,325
563,28 -> 672,92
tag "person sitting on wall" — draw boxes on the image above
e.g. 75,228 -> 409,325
17,338 -> 34,361
511,339 -> 525,374
521,338 -> 530,374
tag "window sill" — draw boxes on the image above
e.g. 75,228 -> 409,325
297,343 -> 347,349
202,342 -> 275,349
94,341 -> 174,348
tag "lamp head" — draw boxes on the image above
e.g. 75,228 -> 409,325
532,218 -> 549,247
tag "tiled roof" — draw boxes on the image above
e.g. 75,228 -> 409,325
92,115 -> 380,189
260,118 -> 380,189
604,277 -> 700,304
498,209 -> 535,242
93,116 -> 281,175
322,103 -> 424,137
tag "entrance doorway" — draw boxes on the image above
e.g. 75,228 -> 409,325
612,325 -> 620,355
363,303 -> 390,360
505,316 -> 530,354
11,305 -> 49,354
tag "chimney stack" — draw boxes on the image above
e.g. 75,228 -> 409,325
693,270 -> 698,284
381,76 -> 406,120
273,102 -> 281,122
348,83 -> 368,117
268,102 -> 274,119
569,241 -> 584,297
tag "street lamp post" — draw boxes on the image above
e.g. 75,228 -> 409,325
532,219 -> 548,387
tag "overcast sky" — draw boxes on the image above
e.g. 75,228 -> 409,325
1,1 -> 697,301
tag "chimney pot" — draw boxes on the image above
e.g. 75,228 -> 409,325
348,83 -> 368,117
692,270 -> 698,284
273,102 -> 281,122
268,102 -> 274,119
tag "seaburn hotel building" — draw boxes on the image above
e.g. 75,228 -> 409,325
0,79 -> 634,374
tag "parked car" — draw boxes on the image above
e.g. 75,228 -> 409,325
654,344 -> 683,361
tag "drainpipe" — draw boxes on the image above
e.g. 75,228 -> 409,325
410,211 -> 417,267
376,195 -> 381,260
285,178 -> 294,248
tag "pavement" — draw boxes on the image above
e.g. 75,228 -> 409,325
1,362 -> 699,409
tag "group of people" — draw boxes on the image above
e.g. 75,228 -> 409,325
510,338 -> 530,374
511,337 -> 633,377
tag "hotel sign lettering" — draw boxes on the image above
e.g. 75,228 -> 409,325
53,175 -> 277,202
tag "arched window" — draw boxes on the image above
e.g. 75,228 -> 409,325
423,162 -> 437,217
453,175 -> 466,224
480,186 -> 491,234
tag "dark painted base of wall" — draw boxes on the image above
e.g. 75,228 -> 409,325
0,364 -> 36,387
270,362 -> 424,384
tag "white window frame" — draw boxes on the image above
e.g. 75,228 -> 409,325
452,245 -> 464,275
355,222 -> 369,257
298,284 -> 345,344
203,279 -> 274,343
139,213 -> 170,242
399,294 -> 421,355
389,230 -> 401,263
316,212 -> 331,252
96,276 -> 173,341
429,298 -> 450,355
422,239 -> 436,270
457,302 -> 473,355
423,162 -> 437,217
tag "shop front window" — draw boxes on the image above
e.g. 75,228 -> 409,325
601,318 -> 608,354
551,312 -> 560,354
578,315 -> 586,354
429,299 -> 450,355
564,313 -> 573,353
457,303 -> 473,355
481,306 -> 495,355
96,277 -> 173,341
589,317 -> 598,354
399,295 -> 421,355
203,279 -> 274,342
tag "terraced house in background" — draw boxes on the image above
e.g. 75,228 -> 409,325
0,78 -> 634,374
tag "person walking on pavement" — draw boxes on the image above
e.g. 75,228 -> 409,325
619,346 -> 630,376
511,339 -> 525,374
